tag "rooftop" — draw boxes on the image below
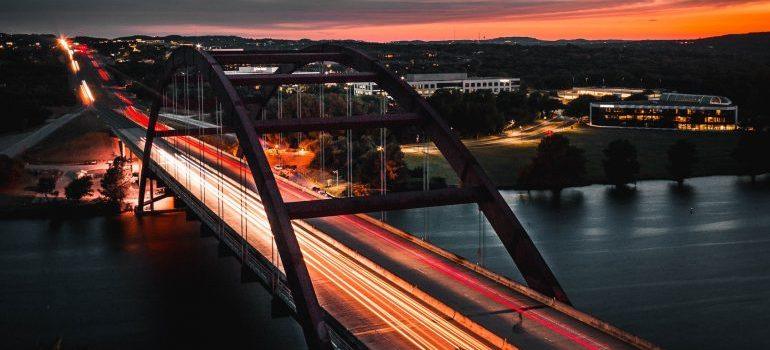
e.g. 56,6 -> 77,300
405,73 -> 516,82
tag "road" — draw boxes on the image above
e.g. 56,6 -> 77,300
0,109 -> 84,157
71,45 -> 651,350
401,118 -> 577,157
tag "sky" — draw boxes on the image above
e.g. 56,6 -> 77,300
2,0 -> 770,41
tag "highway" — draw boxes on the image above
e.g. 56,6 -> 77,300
69,41 -> 652,350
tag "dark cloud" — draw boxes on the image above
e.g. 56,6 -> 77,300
0,0 -> 763,38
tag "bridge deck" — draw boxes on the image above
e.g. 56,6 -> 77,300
76,52 -> 651,350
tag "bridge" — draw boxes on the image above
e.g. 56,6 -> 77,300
62,38 -> 659,350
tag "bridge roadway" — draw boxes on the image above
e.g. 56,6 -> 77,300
76,52 -> 648,350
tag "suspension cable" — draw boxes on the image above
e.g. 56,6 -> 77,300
296,84 -> 302,147
380,92 -> 387,221
423,134 -> 430,241
318,78 -> 325,185
478,204 -> 485,266
278,87 -> 283,153
346,84 -> 353,197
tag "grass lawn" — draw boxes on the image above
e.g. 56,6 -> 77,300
404,125 -> 741,188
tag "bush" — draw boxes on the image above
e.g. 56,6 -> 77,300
65,176 -> 93,201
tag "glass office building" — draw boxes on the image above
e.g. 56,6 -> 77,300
589,93 -> 738,131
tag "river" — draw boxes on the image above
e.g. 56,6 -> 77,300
2,175 -> 768,349
386,175 -> 770,350
0,214 -> 306,349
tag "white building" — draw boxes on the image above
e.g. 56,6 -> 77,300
223,66 -> 279,75
557,87 -> 659,103
354,73 -> 519,96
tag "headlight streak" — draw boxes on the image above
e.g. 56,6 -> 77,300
144,139 -> 496,350
117,97 -> 607,350
80,80 -> 95,105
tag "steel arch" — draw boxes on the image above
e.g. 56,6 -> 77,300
138,46 -> 330,349
241,43 -> 570,303
140,44 -> 571,349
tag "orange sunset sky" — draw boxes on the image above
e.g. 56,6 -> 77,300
2,0 -> 770,40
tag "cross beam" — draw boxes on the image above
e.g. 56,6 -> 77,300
285,188 -> 480,220
214,52 -> 347,65
154,127 -> 232,137
252,113 -> 422,133
228,72 -> 377,86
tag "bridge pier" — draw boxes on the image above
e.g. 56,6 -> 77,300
135,174 -> 184,216
118,140 -> 125,158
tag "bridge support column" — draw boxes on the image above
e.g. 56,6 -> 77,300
118,140 -> 125,158
148,178 -> 155,212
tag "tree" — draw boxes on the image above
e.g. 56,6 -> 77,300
732,132 -> 770,183
518,134 -> 586,198
65,176 -> 93,201
100,156 -> 131,204
428,90 -> 505,137
602,139 -> 640,188
528,91 -> 562,119
35,176 -> 56,198
667,140 -> 698,186
562,95 -> 598,119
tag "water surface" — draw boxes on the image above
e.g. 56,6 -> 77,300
386,175 -> 770,349
0,214 -> 305,349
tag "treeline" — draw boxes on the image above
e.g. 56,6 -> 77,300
427,90 -> 561,137
359,34 -> 770,129
518,131 -> 770,196
0,34 -> 77,133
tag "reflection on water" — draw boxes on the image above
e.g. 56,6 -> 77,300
0,214 -> 305,349
386,175 -> 770,350
2,175 -> 768,349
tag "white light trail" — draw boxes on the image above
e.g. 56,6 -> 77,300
80,80 -> 95,105
143,138 -> 497,350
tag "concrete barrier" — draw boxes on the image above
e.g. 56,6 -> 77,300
277,167 -> 660,349
294,218 -> 518,350
354,213 -> 661,350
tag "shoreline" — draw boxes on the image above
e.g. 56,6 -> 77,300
0,198 -> 120,220
496,172 -> 770,193
496,172 -> 770,191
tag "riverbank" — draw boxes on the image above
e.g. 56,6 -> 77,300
404,124 -> 742,188
0,196 -> 119,219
